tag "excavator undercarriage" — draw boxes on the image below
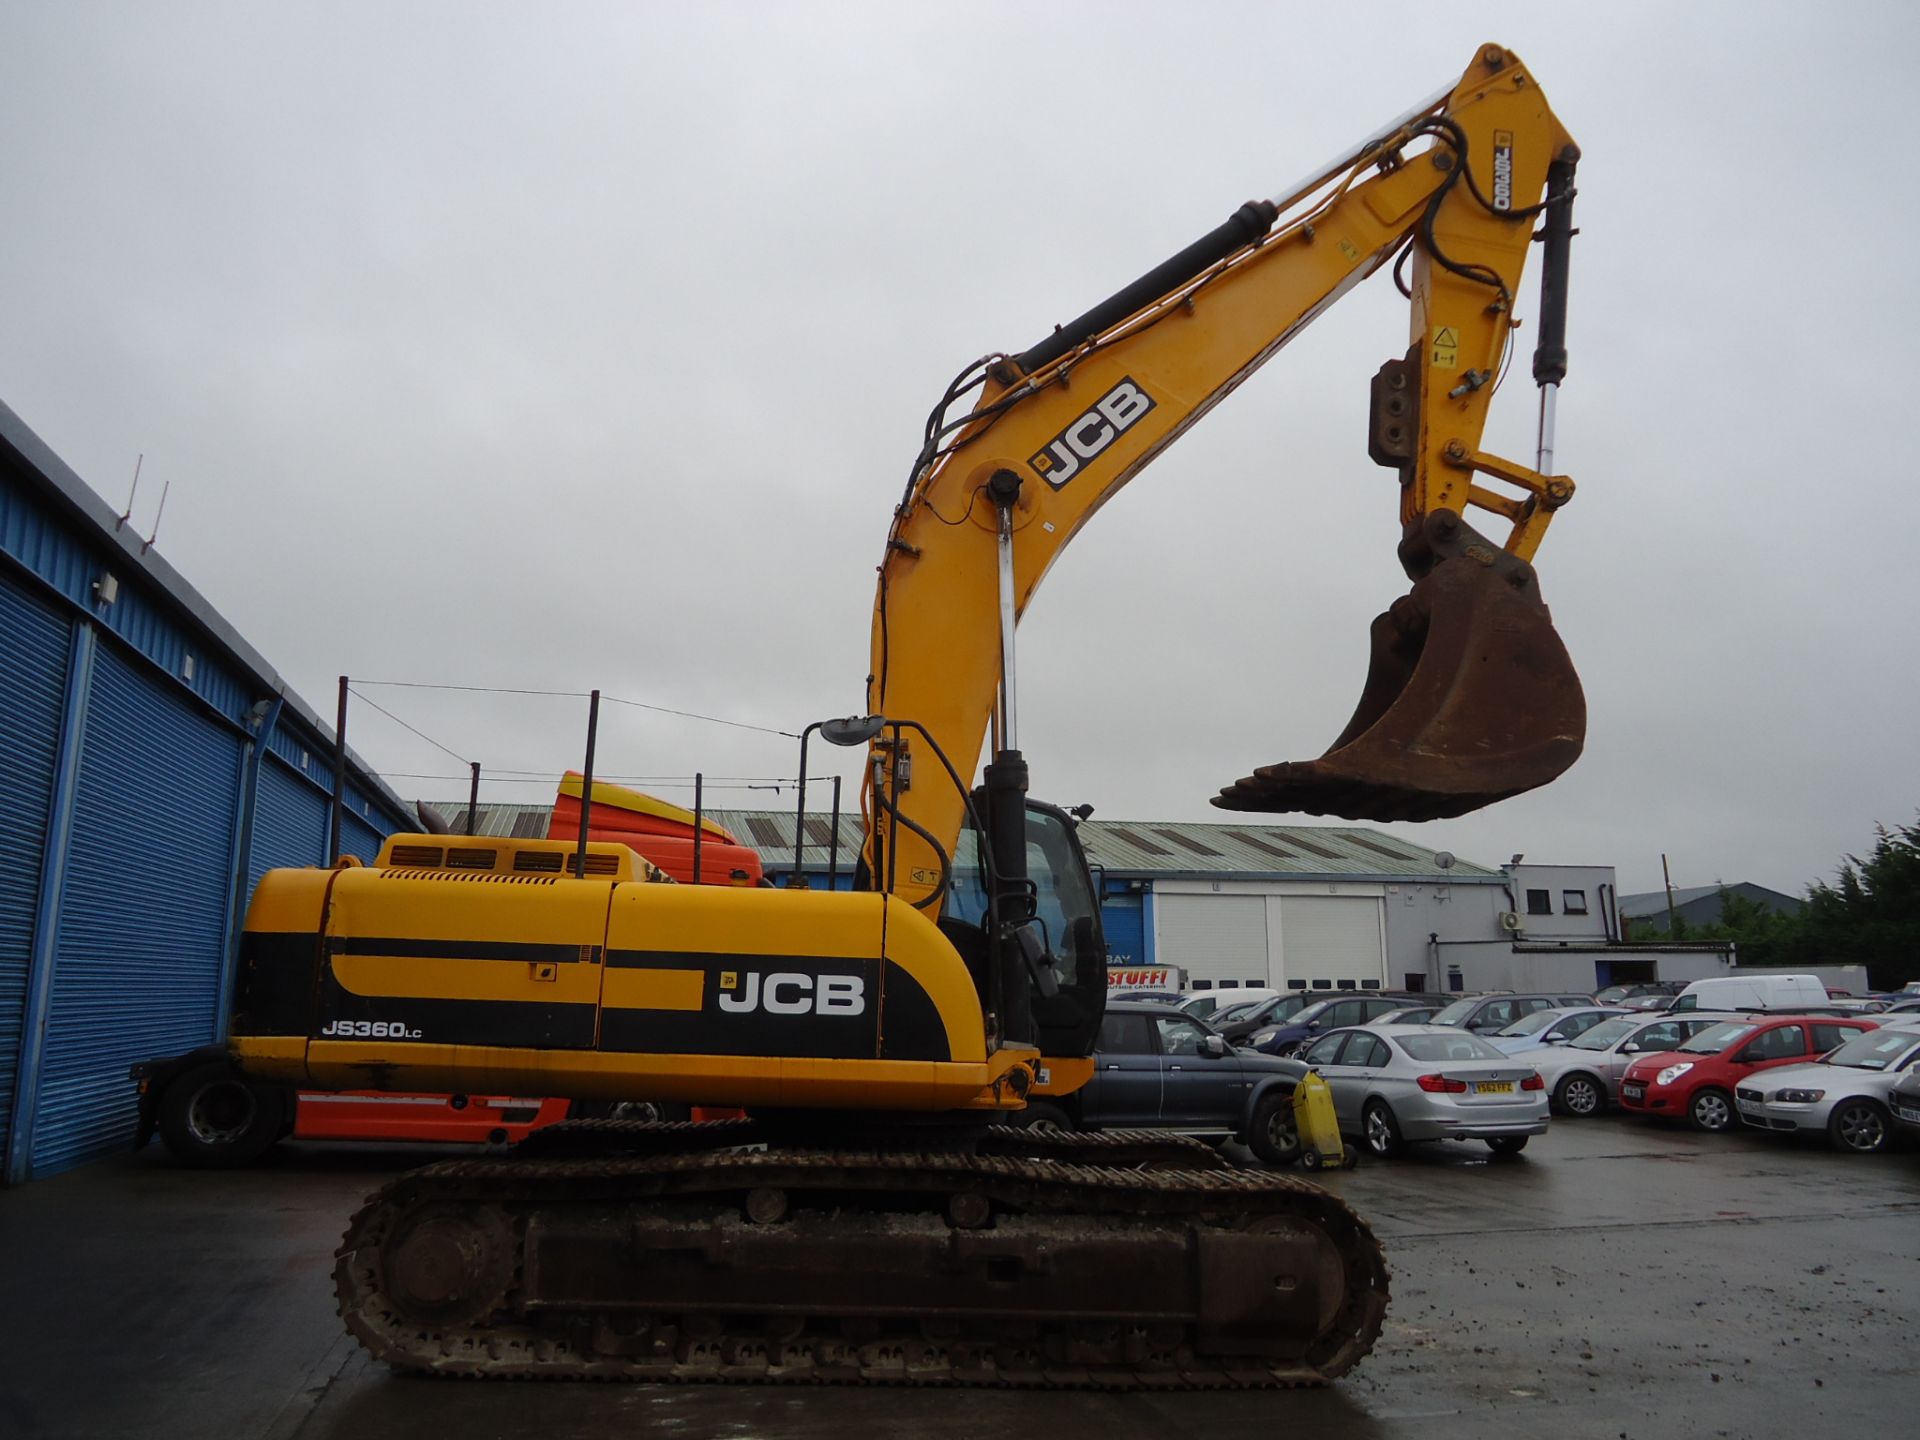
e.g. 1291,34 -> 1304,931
336,1123 -> 1389,1386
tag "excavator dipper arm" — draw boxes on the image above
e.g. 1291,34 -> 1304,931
868,43 -> 1584,902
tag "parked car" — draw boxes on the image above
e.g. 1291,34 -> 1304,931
1484,1005 -> 1628,1055
1618,1015 -> 1879,1132
1734,1021 -> 1920,1153
1593,981 -> 1683,1005
1213,989 -> 1407,1043
1297,1024 -> 1549,1158
1617,993 -> 1680,1011
1888,1067 -> 1920,1137
1365,1004 -> 1447,1027
1428,992 -> 1596,1035
1516,1013 -> 1732,1116
1177,987 -> 1280,1021
1018,1000 -> 1306,1164
1670,974 -> 1829,1013
1208,997 -> 1274,1029
1243,993 -> 1421,1056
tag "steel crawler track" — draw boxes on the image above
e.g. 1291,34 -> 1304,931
335,1127 -> 1389,1388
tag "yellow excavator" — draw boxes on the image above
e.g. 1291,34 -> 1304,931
227,44 -> 1583,1386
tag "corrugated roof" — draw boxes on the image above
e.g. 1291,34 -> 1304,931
1080,820 -> 1497,879
416,800 -> 1496,882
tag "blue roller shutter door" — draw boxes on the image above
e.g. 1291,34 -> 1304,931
1101,894 -> 1146,969
341,810 -> 385,865
30,644 -> 242,1176
0,576 -> 70,1165
247,755 -> 329,900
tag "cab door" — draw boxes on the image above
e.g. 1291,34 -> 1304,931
1335,1031 -> 1394,1130
1155,1013 -> 1245,1126
1085,1012 -> 1161,1125
1730,1022 -> 1812,1079
1300,1030 -> 1360,1128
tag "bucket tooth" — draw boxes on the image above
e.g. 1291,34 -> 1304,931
1214,510 -> 1585,823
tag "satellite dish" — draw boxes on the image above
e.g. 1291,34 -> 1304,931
1432,851 -> 1456,870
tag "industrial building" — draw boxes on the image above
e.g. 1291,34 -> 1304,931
446,803 -> 1733,998
0,401 -> 410,1183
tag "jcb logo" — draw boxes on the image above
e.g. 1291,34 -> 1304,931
1028,378 -> 1155,489
1491,130 -> 1515,212
717,970 -> 866,1016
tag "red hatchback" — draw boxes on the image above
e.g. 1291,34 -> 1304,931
1619,1015 -> 1878,1132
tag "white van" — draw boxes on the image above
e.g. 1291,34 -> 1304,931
1671,974 -> 1829,1013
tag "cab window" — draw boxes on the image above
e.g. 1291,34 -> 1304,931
1742,1025 -> 1806,1062
1097,1014 -> 1155,1055
1302,1033 -> 1350,1066
1155,1016 -> 1210,1057
1635,1022 -> 1687,1051
1810,1023 -> 1860,1053
1347,1034 -> 1390,1068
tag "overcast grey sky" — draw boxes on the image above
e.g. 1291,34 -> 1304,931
3,2 -> 1914,899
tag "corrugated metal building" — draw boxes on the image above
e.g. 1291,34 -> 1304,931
1,400 -> 412,1182
435,801 -> 1492,994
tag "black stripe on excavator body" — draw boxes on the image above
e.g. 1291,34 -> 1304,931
333,936 -> 590,965
315,962 -> 598,1049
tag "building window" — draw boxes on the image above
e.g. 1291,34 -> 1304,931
1526,888 -> 1553,915
1562,889 -> 1589,915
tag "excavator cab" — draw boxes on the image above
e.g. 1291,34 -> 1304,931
941,797 -> 1106,1059
1214,505 -> 1586,823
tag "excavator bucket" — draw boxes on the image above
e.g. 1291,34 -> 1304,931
1214,510 -> 1585,823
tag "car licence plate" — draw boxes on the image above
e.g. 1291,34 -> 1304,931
1897,1104 -> 1920,1123
1623,1083 -> 1645,1100
1475,1081 -> 1514,1095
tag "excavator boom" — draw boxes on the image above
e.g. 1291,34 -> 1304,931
868,43 -> 1584,898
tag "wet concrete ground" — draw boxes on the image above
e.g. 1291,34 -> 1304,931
1,1117 -> 1915,1440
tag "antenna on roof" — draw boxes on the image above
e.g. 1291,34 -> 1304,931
139,479 -> 170,555
116,454 -> 143,531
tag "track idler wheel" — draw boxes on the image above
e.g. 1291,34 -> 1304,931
1215,509 -> 1585,822
379,1204 -> 515,1328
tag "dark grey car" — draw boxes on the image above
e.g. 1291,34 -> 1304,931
1019,1001 -> 1306,1165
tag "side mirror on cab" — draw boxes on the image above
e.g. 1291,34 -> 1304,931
1200,1034 -> 1229,1059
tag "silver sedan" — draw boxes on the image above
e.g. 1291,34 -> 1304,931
1735,1022 -> 1920,1153
1298,1024 -> 1550,1158
1513,1013 -> 1731,1117
1484,1005 -> 1630,1055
